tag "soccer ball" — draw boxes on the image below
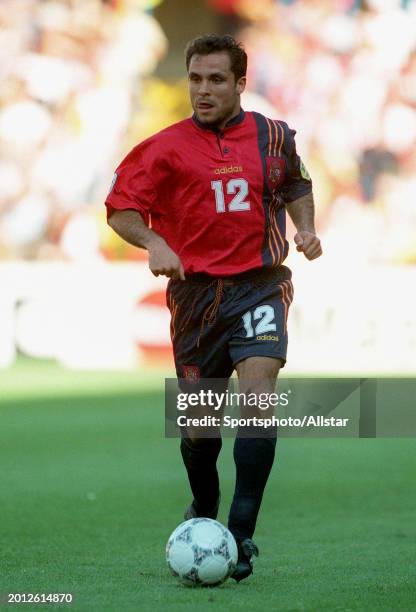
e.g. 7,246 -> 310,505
166,518 -> 238,586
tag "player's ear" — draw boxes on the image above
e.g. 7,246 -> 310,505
236,76 -> 246,94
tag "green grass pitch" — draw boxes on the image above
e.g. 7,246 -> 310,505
1,360 -> 415,611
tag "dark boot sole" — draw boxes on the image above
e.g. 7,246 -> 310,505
231,561 -> 253,582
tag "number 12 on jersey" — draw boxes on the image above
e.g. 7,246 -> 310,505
211,179 -> 250,213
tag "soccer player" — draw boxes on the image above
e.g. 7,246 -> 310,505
105,34 -> 322,582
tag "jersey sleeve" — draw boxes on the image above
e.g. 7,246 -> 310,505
279,124 -> 313,204
105,144 -> 158,226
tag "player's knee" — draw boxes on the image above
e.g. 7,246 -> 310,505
180,432 -> 222,451
236,357 -> 282,394
180,436 -> 222,467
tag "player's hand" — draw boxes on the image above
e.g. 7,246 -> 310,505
148,237 -> 185,280
294,231 -> 322,260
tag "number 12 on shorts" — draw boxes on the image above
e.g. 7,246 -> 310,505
242,305 -> 276,338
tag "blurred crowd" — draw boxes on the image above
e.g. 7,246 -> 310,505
234,0 -> 416,265
0,0 -> 167,261
1,0 -> 415,264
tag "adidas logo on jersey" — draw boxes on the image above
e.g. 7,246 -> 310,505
214,165 -> 243,175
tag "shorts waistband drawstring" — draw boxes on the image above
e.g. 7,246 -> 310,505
179,279 -> 224,348
197,279 -> 224,347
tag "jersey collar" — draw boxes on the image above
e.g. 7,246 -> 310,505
192,108 -> 245,132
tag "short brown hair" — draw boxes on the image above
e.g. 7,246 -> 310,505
185,34 -> 247,81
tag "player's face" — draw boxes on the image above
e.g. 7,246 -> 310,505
188,52 -> 246,129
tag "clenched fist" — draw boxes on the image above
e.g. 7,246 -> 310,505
294,231 -> 322,261
148,236 -> 185,280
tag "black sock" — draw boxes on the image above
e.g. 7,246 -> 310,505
228,428 -> 277,540
180,437 -> 222,511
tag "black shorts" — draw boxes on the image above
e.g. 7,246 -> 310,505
166,266 -> 294,381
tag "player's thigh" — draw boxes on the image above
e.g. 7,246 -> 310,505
228,274 -> 293,373
167,279 -> 233,380
167,279 -> 232,440
235,356 -> 282,419
236,356 -> 282,393
228,273 -> 292,418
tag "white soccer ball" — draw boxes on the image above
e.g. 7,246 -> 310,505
166,518 -> 238,586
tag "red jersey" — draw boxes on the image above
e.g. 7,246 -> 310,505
105,110 -> 312,276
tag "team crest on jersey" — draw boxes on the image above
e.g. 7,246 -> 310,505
182,365 -> 200,384
266,157 -> 285,192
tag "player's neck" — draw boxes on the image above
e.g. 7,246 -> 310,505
217,106 -> 242,130
193,107 -> 245,132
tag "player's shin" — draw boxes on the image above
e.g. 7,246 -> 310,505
180,435 -> 222,517
228,425 -> 277,540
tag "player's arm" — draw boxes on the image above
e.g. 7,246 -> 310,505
286,193 -> 322,261
278,121 -> 322,261
108,209 -> 185,280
